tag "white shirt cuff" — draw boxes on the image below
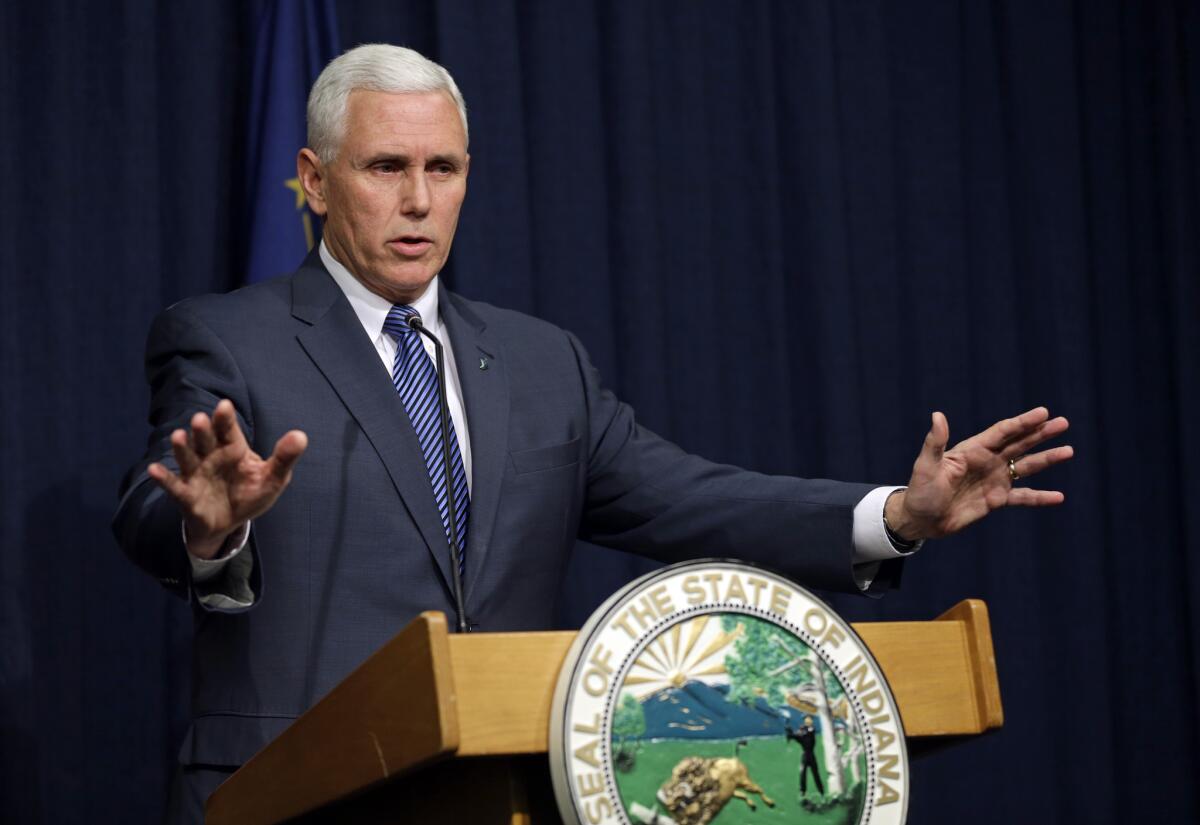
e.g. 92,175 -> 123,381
851,485 -> 923,590
185,521 -> 251,583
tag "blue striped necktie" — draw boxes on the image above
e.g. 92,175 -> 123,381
383,305 -> 469,575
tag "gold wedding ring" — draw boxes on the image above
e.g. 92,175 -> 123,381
1008,458 -> 1020,482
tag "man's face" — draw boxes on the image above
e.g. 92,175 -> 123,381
299,89 -> 469,304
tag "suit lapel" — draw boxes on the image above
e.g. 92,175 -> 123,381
291,257 -> 457,594
440,287 -> 510,603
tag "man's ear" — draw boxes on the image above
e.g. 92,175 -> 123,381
297,148 -> 328,216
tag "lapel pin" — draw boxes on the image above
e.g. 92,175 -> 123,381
479,357 -> 488,371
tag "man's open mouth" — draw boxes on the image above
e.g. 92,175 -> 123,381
390,236 -> 432,255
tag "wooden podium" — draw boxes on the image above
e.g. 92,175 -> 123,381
206,600 -> 1002,824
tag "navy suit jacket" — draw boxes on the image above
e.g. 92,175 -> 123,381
114,251 -> 893,769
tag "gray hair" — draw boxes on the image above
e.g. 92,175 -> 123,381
307,43 -> 469,163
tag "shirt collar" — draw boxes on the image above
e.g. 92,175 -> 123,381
319,240 -> 441,340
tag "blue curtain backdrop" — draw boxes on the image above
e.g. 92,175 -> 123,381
1,1 -> 1197,823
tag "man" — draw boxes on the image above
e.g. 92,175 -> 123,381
114,45 -> 1071,823
786,718 -> 826,802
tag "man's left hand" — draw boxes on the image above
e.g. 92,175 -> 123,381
885,406 -> 1073,542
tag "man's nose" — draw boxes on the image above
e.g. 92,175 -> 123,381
400,172 -> 431,217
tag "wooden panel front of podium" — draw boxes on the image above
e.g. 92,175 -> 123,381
207,600 -> 1002,824
288,756 -> 559,825
856,598 -> 1004,735
206,612 -> 461,825
444,598 -> 1002,760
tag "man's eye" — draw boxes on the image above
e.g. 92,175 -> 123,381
374,163 -> 397,173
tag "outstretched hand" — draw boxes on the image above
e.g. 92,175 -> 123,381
147,399 -> 308,559
885,406 -> 1073,542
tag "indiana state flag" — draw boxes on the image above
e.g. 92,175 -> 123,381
244,0 -> 340,284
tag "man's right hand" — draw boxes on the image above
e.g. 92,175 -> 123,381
147,399 -> 308,560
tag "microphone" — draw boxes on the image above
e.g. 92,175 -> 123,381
406,314 -> 470,633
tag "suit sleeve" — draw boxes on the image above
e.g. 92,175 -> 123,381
565,331 -> 902,595
112,302 -> 262,611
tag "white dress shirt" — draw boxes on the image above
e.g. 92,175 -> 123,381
319,242 -> 473,488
